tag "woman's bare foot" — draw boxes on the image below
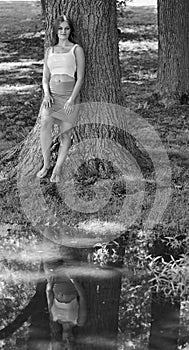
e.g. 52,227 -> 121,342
50,167 -> 61,183
37,165 -> 50,179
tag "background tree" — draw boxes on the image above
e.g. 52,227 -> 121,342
41,0 -> 46,16
157,0 -> 189,104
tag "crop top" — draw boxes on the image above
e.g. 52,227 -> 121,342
47,44 -> 78,78
51,297 -> 79,324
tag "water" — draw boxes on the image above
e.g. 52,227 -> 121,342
0,234 -> 186,350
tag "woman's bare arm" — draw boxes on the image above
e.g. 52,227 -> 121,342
65,45 -> 85,106
42,47 -> 54,107
71,279 -> 87,326
77,294 -> 87,326
42,47 -> 51,94
46,276 -> 54,317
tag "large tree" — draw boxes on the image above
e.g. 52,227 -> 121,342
15,0 -> 133,348
45,0 -> 122,103
0,0 -> 153,348
157,0 -> 189,104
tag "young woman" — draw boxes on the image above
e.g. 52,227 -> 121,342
37,15 -> 85,182
46,272 -> 87,340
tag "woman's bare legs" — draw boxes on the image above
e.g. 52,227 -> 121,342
37,107 -> 53,178
50,122 -> 72,183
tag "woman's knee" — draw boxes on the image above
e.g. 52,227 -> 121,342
65,129 -> 72,138
40,106 -> 52,129
60,129 -> 72,142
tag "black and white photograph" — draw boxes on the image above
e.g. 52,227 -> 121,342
0,0 -> 189,349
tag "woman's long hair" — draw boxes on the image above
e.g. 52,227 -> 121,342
52,14 -> 75,46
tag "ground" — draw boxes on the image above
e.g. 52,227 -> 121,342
0,2 -> 189,350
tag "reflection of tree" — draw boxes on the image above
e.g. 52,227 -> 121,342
149,294 -> 180,350
148,233 -> 185,350
40,0 -> 46,16
46,238 -> 126,350
0,233 -> 185,349
75,272 -> 122,350
0,279 -> 50,345
0,235 -> 126,349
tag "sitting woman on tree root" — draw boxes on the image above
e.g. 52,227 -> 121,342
37,14 -> 85,182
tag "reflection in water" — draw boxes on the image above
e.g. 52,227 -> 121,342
0,242 -> 123,349
0,237 -> 185,350
45,259 -> 87,348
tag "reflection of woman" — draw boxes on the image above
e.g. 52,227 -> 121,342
46,273 -> 87,340
37,14 -> 85,182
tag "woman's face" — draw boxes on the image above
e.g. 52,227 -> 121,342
57,21 -> 71,41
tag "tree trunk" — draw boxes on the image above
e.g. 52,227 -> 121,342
27,280 -> 51,350
17,0 -> 150,181
157,0 -> 189,103
74,270 -> 122,350
0,280 -> 50,349
44,238 -> 125,350
17,0 -> 121,181
45,0 -> 122,104
148,293 -> 180,350
40,0 -> 46,16
16,0 -> 152,246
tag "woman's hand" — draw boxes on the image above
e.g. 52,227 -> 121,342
64,97 -> 74,115
43,93 -> 54,108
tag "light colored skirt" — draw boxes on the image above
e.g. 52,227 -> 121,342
48,80 -> 79,125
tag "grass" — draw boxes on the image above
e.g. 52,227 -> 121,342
0,0 -> 188,266
0,2 -> 189,349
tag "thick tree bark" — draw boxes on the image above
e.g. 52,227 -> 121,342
40,0 -> 46,16
5,0 -> 153,197
157,0 -> 189,103
45,0 -> 122,104
16,0 -> 152,240
17,0 -> 149,182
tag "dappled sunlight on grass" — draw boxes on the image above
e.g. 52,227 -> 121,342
0,43 -> 8,59
0,233 -> 60,265
119,28 -> 158,107
0,49 -> 19,62
122,70 -> 157,85
119,36 -> 158,89
0,4 -> 189,350
18,30 -> 45,39
0,60 -> 43,71
120,40 -> 158,54
78,220 -> 126,234
0,84 -> 39,94
121,24 -> 157,35
0,59 -> 43,95
119,24 -> 158,42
